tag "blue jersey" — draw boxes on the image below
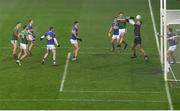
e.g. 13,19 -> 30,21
167,32 -> 176,46
71,26 -> 78,40
27,23 -> 33,30
112,22 -> 119,35
45,31 -> 56,45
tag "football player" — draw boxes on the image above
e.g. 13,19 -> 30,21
129,15 -> 148,61
27,19 -> 35,55
108,17 -> 120,51
40,27 -> 60,65
117,12 -> 128,49
70,21 -> 82,62
11,22 -> 21,59
16,25 -> 30,66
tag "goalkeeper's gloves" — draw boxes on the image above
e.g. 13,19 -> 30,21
77,37 -> 83,42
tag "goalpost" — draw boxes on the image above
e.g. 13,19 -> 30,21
161,0 -> 180,82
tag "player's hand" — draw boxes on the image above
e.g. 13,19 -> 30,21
108,33 -> 111,37
57,44 -> 60,47
77,38 -> 83,42
40,38 -> 43,41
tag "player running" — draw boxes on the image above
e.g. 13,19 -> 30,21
129,15 -> 148,61
16,25 -> 30,66
27,19 -> 35,55
108,17 -> 120,51
40,27 -> 60,65
70,21 -> 82,62
11,22 -> 21,59
117,12 -> 128,49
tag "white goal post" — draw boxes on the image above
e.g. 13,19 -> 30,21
160,0 -> 180,82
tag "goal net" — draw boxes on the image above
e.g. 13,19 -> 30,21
164,10 -> 180,82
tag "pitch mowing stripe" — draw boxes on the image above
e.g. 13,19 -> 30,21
148,0 -> 174,110
0,98 -> 167,103
63,90 -> 161,94
59,52 -> 71,92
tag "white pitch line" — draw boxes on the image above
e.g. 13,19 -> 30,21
63,90 -> 161,94
169,66 -> 178,82
0,98 -> 167,103
59,52 -> 71,92
147,0 -> 160,56
148,0 -> 174,110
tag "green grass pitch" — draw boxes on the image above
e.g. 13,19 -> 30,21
0,0 -> 180,109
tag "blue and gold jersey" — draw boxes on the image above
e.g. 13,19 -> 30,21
112,22 -> 119,35
45,31 -> 56,45
71,26 -> 78,40
167,32 -> 176,46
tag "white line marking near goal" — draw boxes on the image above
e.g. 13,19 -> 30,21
148,0 -> 160,56
148,0 -> 174,110
63,90 -> 161,94
59,52 -> 71,92
169,66 -> 178,82
0,98 -> 167,103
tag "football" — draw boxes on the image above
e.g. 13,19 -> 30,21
136,15 -> 141,20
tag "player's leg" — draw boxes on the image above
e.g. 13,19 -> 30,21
131,43 -> 137,58
72,42 -> 79,61
138,45 -> 148,61
171,46 -> 177,64
28,40 -> 35,56
122,40 -> 128,50
16,49 -> 22,66
11,40 -> 18,59
19,48 -> 28,60
131,37 -> 138,58
41,49 -> 50,64
171,51 -> 176,64
52,49 -> 56,65
167,46 -> 176,64
119,32 -> 125,44
111,35 -> 116,51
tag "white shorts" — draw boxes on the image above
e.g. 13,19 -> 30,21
168,45 -> 176,52
119,29 -> 126,36
70,39 -> 78,45
47,45 -> 56,50
112,35 -> 120,39
20,43 -> 27,50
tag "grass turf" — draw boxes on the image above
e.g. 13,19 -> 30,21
0,0 -> 179,109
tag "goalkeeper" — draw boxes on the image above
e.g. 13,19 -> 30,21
70,21 -> 82,62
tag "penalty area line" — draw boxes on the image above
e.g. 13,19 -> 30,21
59,52 -> 71,92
